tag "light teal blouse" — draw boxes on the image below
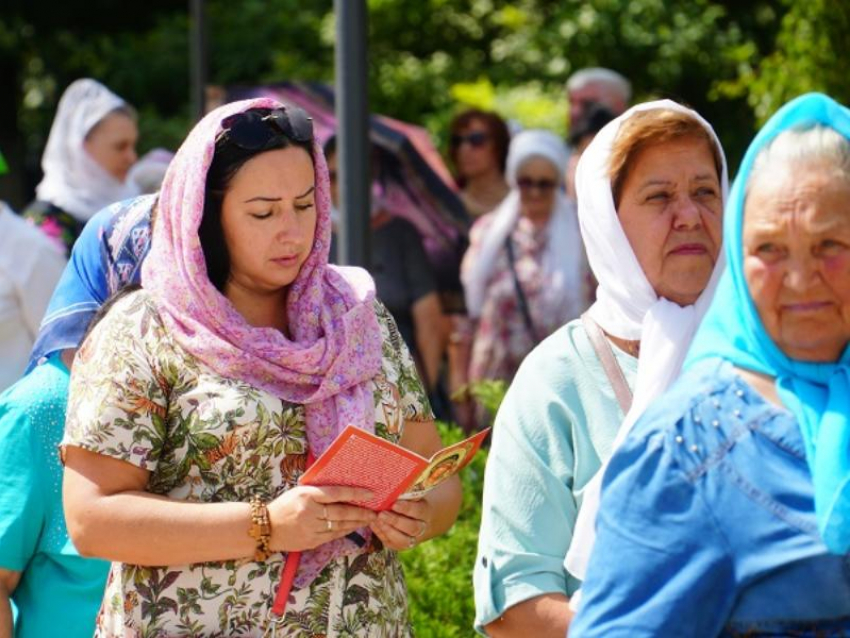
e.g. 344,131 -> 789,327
473,319 -> 637,634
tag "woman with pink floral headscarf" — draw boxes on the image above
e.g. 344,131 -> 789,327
60,98 -> 461,637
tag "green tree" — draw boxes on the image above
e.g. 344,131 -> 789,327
366,0 -> 788,166
9,0 -> 847,205
715,0 -> 850,126
0,1 -> 334,206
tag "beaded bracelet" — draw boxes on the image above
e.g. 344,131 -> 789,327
248,496 -> 272,562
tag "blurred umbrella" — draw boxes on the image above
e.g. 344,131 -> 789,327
224,82 -> 470,312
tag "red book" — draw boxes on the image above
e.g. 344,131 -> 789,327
299,426 -> 490,511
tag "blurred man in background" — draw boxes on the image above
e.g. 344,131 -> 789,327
566,67 -> 630,132
563,67 -> 631,197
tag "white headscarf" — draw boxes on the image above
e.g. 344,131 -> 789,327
564,100 -> 729,588
36,78 -> 139,222
462,130 -> 585,323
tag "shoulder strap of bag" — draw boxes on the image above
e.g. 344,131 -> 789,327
504,235 -> 540,343
580,312 -> 633,414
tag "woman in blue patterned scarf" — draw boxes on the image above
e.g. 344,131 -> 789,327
27,194 -> 154,370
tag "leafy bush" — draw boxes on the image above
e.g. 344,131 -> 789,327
400,421 -> 489,637
466,380 -> 508,427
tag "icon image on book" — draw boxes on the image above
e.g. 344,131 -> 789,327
401,439 -> 478,500
299,425 -> 490,511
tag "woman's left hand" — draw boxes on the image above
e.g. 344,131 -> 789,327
372,498 -> 432,551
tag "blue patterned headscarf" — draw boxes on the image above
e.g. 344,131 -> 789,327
27,194 -> 154,371
687,93 -> 850,554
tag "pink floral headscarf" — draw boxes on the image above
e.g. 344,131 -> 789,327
141,98 -> 383,586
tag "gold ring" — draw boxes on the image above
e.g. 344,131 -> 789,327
327,519 -> 333,532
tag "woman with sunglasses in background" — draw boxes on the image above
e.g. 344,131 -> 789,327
458,130 -> 590,425
448,109 -> 511,219
447,109 -> 512,431
60,99 -> 462,637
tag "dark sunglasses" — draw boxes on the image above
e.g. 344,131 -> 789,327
217,106 -> 314,150
517,176 -> 558,193
450,131 -> 490,149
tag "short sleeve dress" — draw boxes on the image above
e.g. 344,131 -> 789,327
569,359 -> 850,637
464,213 -> 592,385
63,289 -> 433,638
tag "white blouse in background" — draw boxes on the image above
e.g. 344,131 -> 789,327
0,203 -> 66,392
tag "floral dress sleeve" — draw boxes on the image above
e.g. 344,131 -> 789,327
374,300 -> 433,424
63,291 -> 173,471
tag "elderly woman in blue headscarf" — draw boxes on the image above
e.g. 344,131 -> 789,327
571,93 -> 850,636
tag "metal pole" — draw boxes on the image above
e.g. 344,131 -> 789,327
334,0 -> 371,268
190,0 -> 208,122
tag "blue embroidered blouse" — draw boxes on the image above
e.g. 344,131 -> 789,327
570,358 -> 850,637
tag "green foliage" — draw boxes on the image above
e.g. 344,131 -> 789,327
451,79 -> 567,137
715,0 -> 850,126
2,1 -> 335,168
467,379 -> 509,425
400,421 -> 488,637
399,385 -> 506,634
5,0 -> 849,186
365,0 -> 785,166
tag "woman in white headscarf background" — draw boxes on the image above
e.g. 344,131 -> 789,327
23,78 -> 139,256
458,130 -> 589,404
472,101 -> 728,637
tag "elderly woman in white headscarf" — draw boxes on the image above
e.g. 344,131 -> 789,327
459,130 -> 588,395
472,101 -> 728,637
24,78 -> 139,256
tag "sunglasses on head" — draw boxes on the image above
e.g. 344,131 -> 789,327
516,176 -> 558,193
217,106 -> 314,151
450,131 -> 490,149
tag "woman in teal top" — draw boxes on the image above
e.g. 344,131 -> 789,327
0,355 -> 109,638
0,196 -> 149,638
473,322 -> 638,623
474,100 -> 729,636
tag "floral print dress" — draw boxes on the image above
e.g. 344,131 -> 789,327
465,214 -> 592,385
63,290 -> 432,638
